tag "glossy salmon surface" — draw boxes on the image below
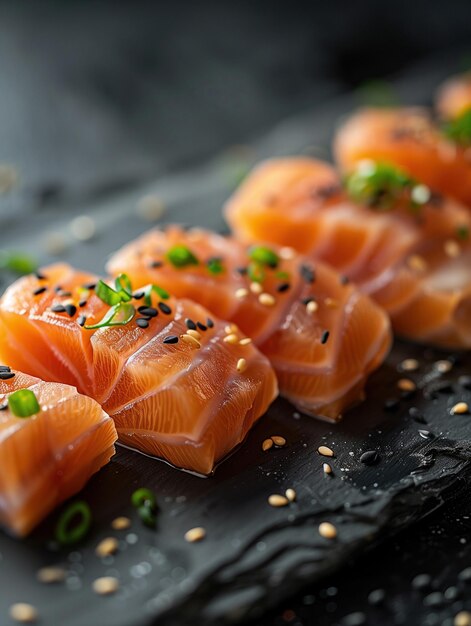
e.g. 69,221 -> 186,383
0,368 -> 116,536
0,265 -> 277,475
224,158 -> 471,349
108,227 -> 391,420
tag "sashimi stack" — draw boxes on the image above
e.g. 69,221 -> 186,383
2,71 -> 469,537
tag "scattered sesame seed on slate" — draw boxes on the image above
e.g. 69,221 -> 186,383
360,450 -> 380,466
33,286 -> 47,296
418,429 -> 434,439
196,322 -> 207,331
320,330 -> 330,344
300,264 -> 315,283
423,591 -> 444,608
77,315 -> 86,327
444,586 -> 460,601
137,306 -> 158,317
0,371 -> 15,380
409,407 -> 427,424
0,365 -> 11,371
341,611 -> 366,626
51,304 -> 66,313
163,335 -> 179,344
424,380 -> 454,399
149,261 -> 163,269
384,397 -> 400,411
206,318 -> 214,328
185,318 -> 197,330
458,567 -> 471,582
368,589 -> 385,606
276,282 -> 290,292
412,573 -> 432,591
158,302 -> 172,315
458,375 -> 471,390
35,271 -> 47,280
83,282 -> 97,290
132,290 -> 145,300
65,304 -> 77,317
136,318 -> 149,328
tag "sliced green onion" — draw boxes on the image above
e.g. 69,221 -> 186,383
8,389 -> 41,418
166,245 -> 199,268
114,273 -> 133,300
345,161 -> 415,210
143,284 -> 170,307
95,279 -> 126,306
247,262 -> 265,283
0,251 -> 37,275
248,246 -> 279,268
275,270 -> 290,280
84,302 -> 135,330
457,224 -> 470,240
137,505 -> 157,528
131,487 -> 156,510
443,109 -> 471,145
207,257 -> 224,275
55,501 -> 92,545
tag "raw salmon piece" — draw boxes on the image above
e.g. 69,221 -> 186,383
223,158 -> 471,349
436,72 -> 471,120
0,265 -> 277,475
107,226 -> 391,420
0,368 -> 116,536
334,108 -> 471,208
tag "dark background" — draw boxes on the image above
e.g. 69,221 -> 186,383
1,2 -> 471,625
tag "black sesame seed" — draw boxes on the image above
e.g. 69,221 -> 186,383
418,429 -> 434,439
163,335 -> 179,344
185,318 -> 197,330
320,330 -> 330,344
412,573 -> 432,591
384,397 -> 400,411
65,304 -> 77,317
77,314 -> 86,327
458,375 -> 471,390
133,290 -> 145,300
276,282 -> 290,293
58,291 -> 72,298
0,365 -> 11,372
55,285 -> 63,293
51,304 -> 66,313
458,567 -> 471,582
196,322 -> 207,331
33,286 -> 47,296
158,302 -> 172,315
0,371 -> 15,380
78,299 -> 87,308
301,296 -> 314,305
367,589 -> 385,606
83,282 -> 97,290
149,261 -> 163,269
340,275 -> 350,285
137,306 -> 158,317
206,318 -> 214,328
409,406 -> 427,424
35,271 -> 47,280
136,318 -> 149,328
300,264 -> 315,284
235,267 -> 248,275
360,450 -> 380,466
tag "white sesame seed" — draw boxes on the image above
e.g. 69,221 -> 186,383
136,195 -> 165,222
239,337 -> 252,346
250,282 -> 263,294
262,438 -> 273,452
180,333 -> 201,348
271,435 -> 286,447
318,522 -> 337,539
451,402 -> 469,415
36,566 -> 66,584
397,378 -> 416,392
306,300 -> 319,314
259,293 -> 276,307
318,445 -> 334,457
237,358 -> 248,373
268,494 -> 289,507
444,239 -> 461,258
185,329 -> 201,341
411,184 -> 431,205
407,254 -> 428,272
323,463 -> 332,475
111,516 -> 131,530
9,603 -> 38,623
92,576 -> 120,595
70,215 -> 96,241
280,247 -> 295,260
435,359 -> 453,373
399,358 -> 419,372
285,488 -> 296,502
223,333 -> 239,344
225,324 -> 238,334
184,527 -> 206,542
95,537 -> 119,558
235,288 -> 249,299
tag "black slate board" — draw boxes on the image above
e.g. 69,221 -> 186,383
0,52 -> 470,626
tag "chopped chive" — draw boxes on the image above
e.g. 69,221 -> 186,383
95,279 -> 127,306
55,501 -> 92,545
442,108 -> 471,145
0,251 -> 37,275
248,246 -> 279,268
206,257 -> 224,275
247,262 -> 265,283
143,284 -> 170,306
131,487 -> 157,509
137,505 -> 157,528
84,302 -> 135,330
8,389 -> 40,417
457,224 -> 470,240
114,273 -> 133,299
166,245 -> 198,268
345,161 -> 416,210
275,271 -> 290,280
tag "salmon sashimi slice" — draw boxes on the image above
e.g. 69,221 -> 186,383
107,226 -> 391,421
436,72 -> 471,121
0,367 -> 116,536
0,264 -> 277,475
224,158 -> 471,349
334,107 -> 471,208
